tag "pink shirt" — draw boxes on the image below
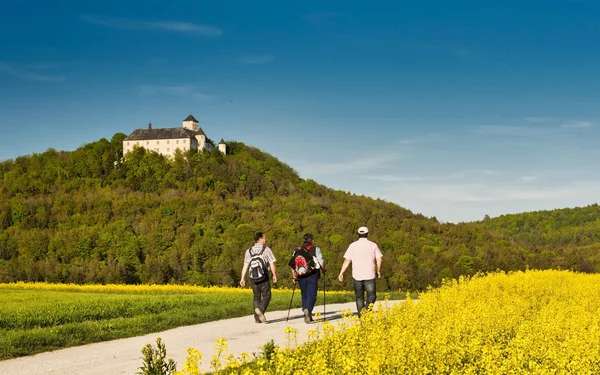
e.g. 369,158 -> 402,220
343,238 -> 383,281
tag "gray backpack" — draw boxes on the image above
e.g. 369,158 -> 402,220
248,245 -> 268,283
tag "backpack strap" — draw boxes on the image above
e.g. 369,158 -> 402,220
302,244 -> 316,257
249,244 -> 267,256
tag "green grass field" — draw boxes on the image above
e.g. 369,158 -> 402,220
0,284 -> 406,360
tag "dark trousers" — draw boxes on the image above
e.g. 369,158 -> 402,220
251,279 -> 271,319
353,278 -> 376,316
298,276 -> 319,313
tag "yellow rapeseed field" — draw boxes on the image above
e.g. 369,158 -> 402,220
0,281 -> 250,294
176,269 -> 600,374
0,281 -> 351,296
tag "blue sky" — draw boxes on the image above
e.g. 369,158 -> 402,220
1,0 -> 600,223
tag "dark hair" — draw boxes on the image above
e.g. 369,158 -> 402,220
358,233 -> 368,239
303,232 -> 314,244
254,232 -> 265,242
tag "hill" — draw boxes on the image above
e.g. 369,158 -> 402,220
0,135 -> 598,291
473,205 -> 600,272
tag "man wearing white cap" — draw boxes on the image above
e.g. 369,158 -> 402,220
338,226 -> 383,317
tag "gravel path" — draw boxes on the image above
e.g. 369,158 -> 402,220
0,300 -> 402,375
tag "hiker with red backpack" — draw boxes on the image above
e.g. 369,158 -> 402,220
288,233 -> 325,323
240,232 -> 278,323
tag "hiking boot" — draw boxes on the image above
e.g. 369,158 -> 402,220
303,308 -> 311,324
255,307 -> 266,323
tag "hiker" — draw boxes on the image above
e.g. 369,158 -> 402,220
338,226 -> 383,317
288,233 -> 325,323
239,232 -> 278,323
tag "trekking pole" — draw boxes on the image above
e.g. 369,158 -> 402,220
286,279 -> 297,322
322,270 -> 326,322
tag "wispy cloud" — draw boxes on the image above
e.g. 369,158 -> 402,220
82,15 -> 222,37
297,153 -> 402,175
0,62 -> 65,82
475,169 -> 503,176
520,175 -> 538,182
137,84 -> 212,101
363,174 -> 425,182
376,179 -> 600,223
240,55 -> 273,65
560,120 -> 593,129
382,180 -> 600,205
362,173 -> 469,183
474,125 -> 537,137
396,133 -> 452,145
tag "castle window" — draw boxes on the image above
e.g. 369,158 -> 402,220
176,140 -> 179,144
136,142 -> 139,145
167,148 -> 170,152
167,140 -> 169,144
147,141 -> 149,145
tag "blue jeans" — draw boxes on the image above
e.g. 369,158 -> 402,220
353,278 -> 376,316
298,276 -> 319,313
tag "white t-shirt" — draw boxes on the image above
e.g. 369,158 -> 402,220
343,238 -> 383,281
244,243 -> 276,265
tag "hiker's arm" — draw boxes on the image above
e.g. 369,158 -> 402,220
376,257 -> 382,278
316,247 -> 325,273
338,258 -> 351,282
239,263 -> 248,287
291,268 -> 298,282
270,262 -> 277,283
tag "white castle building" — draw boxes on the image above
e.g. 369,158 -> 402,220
123,114 -> 227,158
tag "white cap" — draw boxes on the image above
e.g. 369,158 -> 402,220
357,226 -> 369,234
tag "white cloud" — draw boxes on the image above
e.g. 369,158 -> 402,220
296,153 -> 402,175
137,84 -> 212,101
362,173 -> 468,184
363,174 -> 425,182
476,169 -> 503,176
396,133 -> 453,145
82,15 -> 222,37
240,55 -> 273,65
0,62 -> 64,82
520,176 -> 538,182
397,139 -> 420,145
560,120 -> 593,129
376,180 -> 600,223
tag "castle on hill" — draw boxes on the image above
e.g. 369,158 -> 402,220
123,114 -> 227,158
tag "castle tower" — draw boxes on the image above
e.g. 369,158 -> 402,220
182,114 -> 199,131
218,139 -> 227,154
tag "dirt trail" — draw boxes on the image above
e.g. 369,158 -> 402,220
0,300 -> 402,375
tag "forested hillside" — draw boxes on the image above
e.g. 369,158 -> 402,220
473,205 -> 600,273
0,134 -> 598,291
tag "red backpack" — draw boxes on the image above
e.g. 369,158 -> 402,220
289,245 -> 317,276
